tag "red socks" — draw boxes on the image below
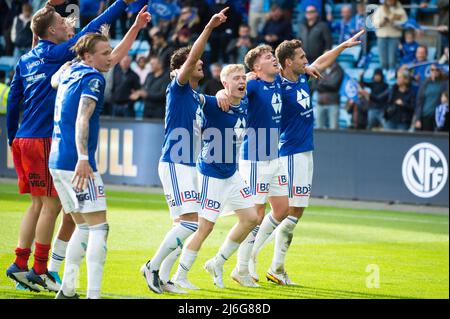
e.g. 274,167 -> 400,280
14,247 -> 31,270
33,242 -> 51,275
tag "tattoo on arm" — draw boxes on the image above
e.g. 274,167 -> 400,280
75,96 -> 97,157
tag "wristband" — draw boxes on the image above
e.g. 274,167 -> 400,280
78,154 -> 89,161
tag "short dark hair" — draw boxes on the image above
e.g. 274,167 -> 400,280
275,39 -> 303,68
31,5 -> 56,38
170,47 -> 191,71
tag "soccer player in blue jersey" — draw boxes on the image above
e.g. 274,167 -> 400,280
6,0 -> 140,293
48,8 -> 151,299
266,31 -> 365,285
217,45 -> 290,283
171,64 -> 259,289
140,7 -> 230,294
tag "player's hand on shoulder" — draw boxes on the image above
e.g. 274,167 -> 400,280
72,159 -> 94,193
207,7 -> 229,29
216,89 -> 231,112
246,71 -> 258,81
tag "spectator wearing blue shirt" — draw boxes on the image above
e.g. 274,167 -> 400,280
399,29 -> 420,65
329,5 -> 357,44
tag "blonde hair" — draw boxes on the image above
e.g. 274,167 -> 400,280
71,27 -> 110,60
220,64 -> 245,82
244,44 -> 273,71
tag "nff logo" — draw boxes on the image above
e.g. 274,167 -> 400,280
402,143 -> 448,198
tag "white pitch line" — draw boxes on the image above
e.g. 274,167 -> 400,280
311,211 -> 448,225
2,192 -> 447,225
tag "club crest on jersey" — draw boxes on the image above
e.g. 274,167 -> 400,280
271,92 -> 282,114
88,78 -> 102,93
297,89 -> 310,109
234,117 -> 246,139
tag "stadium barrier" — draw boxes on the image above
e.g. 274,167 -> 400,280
0,115 -> 448,206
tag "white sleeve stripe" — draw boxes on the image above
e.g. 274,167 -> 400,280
175,75 -> 185,87
81,94 -> 99,101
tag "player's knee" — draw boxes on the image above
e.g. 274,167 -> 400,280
247,212 -> 259,228
289,206 -> 304,219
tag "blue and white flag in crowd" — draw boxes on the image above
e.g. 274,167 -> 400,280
400,18 -> 422,30
339,74 -> 359,102
148,0 -> 180,20
126,0 -> 148,13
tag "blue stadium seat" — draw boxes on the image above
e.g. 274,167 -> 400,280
345,68 -> 364,80
419,0 -> 438,13
362,68 -> 375,83
129,40 -> 150,56
0,56 -> 16,73
428,47 -> 437,61
338,61 -> 355,70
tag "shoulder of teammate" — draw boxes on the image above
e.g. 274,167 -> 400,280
201,94 -> 220,116
246,79 -> 258,97
169,73 -> 190,93
80,71 -> 106,103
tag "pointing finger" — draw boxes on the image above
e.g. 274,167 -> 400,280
220,7 -> 230,15
139,5 -> 148,15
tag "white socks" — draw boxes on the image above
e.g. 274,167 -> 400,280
237,225 -> 259,274
86,222 -> 109,299
174,248 -> 198,280
252,212 -> 280,259
160,246 -> 182,284
61,223 -> 89,297
149,221 -> 198,271
215,239 -> 240,267
48,238 -> 68,273
271,216 -> 298,273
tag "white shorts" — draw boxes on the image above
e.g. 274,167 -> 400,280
198,172 -> 255,223
281,151 -> 314,207
159,162 -> 201,218
238,158 -> 289,205
50,169 -> 107,214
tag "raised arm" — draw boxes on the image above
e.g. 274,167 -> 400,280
110,5 -> 151,66
51,0 -> 139,61
311,30 -> 365,73
6,65 -> 24,146
72,96 -> 96,191
177,7 -> 229,85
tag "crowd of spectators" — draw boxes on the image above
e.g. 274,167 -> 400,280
0,0 -> 448,132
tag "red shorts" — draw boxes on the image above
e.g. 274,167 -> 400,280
12,137 -> 58,197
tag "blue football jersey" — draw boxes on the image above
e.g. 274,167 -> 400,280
240,77 -> 283,161
6,0 -> 128,145
160,77 -> 204,166
279,74 -> 314,156
49,62 -> 105,172
197,95 -> 247,179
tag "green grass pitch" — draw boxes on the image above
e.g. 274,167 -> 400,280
0,182 -> 448,299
